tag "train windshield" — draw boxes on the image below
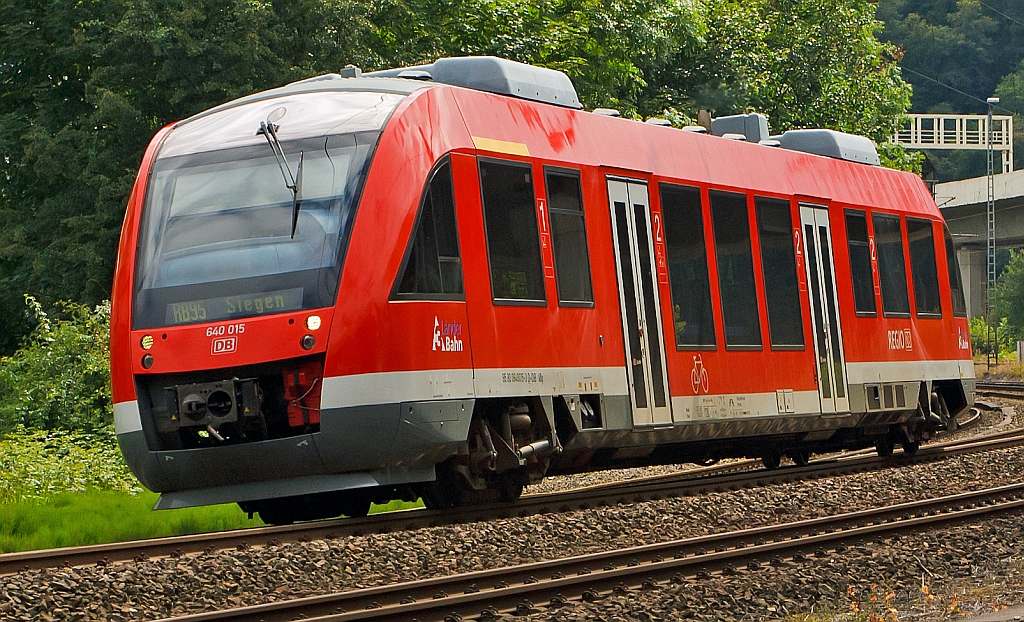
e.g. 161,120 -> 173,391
132,91 -> 404,329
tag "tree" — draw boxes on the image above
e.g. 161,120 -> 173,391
877,0 -> 1024,180
0,0 -> 915,353
0,0 -> 376,353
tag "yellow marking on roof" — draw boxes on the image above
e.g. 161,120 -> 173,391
472,137 -> 530,156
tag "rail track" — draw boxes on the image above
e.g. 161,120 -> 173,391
0,410 -> 1007,576
155,481 -> 1024,622
977,380 -> 1024,400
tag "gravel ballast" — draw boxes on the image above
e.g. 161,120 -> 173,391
3,405 -> 1022,621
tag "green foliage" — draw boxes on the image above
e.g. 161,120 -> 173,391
712,0 -> 912,145
970,315 -> 1018,359
0,427 -> 140,504
878,0 -> 1024,180
0,491 -> 420,553
0,0 -> 917,352
0,0 -> 377,354
368,0 -> 705,116
0,297 -> 112,433
0,491 -> 258,552
877,142 -> 925,173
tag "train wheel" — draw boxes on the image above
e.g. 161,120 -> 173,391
339,496 -> 372,518
257,502 -> 297,526
789,450 -> 811,467
761,450 -> 782,470
496,469 -> 525,503
901,439 -> 920,455
875,436 -> 895,457
419,461 -> 469,510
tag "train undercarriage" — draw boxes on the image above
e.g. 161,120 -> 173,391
240,378 -> 969,525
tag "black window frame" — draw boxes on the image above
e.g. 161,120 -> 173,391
391,157 -> 465,301
709,189 -> 763,350
844,209 -> 877,317
906,217 -> 943,318
478,157 -> 547,306
755,196 -> 805,350
544,166 -> 595,307
660,182 -> 717,350
872,212 -> 912,317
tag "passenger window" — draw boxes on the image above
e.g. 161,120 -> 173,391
845,210 -> 876,315
546,170 -> 593,305
395,160 -> 463,298
710,190 -> 761,348
479,160 -> 545,302
872,213 -> 911,316
944,227 -> 967,317
661,184 -> 716,348
906,218 -> 942,317
756,197 -> 804,347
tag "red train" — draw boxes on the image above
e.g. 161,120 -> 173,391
110,57 -> 975,523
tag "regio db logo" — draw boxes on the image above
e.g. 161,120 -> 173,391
887,329 -> 912,351
432,317 -> 464,352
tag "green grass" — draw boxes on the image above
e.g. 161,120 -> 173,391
0,491 -> 259,553
0,491 -> 425,553
370,498 -> 424,514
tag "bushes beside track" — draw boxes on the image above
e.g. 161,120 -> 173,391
0,296 -> 127,503
0,297 -> 112,434
0,428 -> 139,504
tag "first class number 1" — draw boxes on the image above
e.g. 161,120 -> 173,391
206,323 -> 245,337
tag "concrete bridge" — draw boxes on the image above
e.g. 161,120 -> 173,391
937,169 -> 1024,317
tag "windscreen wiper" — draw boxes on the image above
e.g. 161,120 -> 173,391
257,108 -> 304,238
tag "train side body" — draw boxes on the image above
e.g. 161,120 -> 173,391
110,69 -> 974,516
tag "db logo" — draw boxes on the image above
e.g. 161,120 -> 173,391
211,337 -> 237,355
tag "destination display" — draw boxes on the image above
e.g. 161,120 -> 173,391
165,287 -> 304,325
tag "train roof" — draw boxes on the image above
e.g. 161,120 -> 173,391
166,58 -> 938,220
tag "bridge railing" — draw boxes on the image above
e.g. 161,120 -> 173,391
893,114 -> 1014,172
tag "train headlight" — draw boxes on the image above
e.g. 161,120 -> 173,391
141,354 -> 154,369
305,315 -> 322,331
140,335 -> 154,350
301,335 -> 316,350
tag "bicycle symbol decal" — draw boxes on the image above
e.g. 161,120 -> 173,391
691,354 -> 709,394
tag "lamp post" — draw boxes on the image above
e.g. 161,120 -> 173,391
987,96 -> 999,369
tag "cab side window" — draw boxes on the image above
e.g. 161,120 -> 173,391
480,159 -> 546,303
944,226 -> 968,317
394,160 -> 463,298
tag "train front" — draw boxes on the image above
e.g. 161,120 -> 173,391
109,79 -> 414,521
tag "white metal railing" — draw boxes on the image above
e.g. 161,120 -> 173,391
893,114 -> 1014,172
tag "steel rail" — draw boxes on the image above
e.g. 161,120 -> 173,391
153,482 -> 1024,622
0,421 -> 1012,576
977,381 -> 1024,399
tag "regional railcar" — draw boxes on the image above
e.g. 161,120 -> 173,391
110,57 -> 975,524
